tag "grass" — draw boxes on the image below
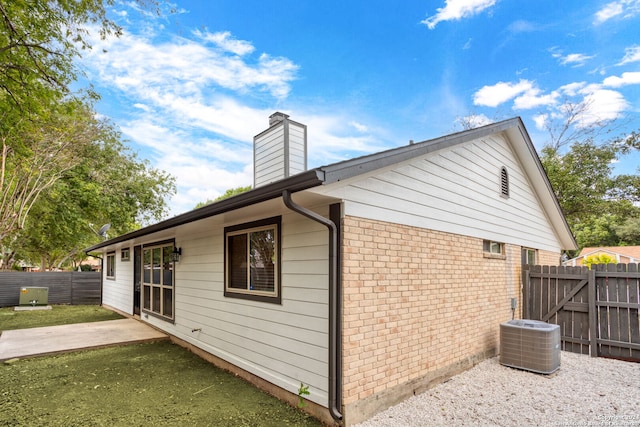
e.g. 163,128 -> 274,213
0,305 -> 124,331
0,306 -> 323,427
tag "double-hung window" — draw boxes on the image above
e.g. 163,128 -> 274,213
225,217 -> 281,304
142,242 -> 174,320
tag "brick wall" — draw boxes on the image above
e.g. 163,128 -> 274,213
341,216 -> 560,425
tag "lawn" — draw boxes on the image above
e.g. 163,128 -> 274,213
0,305 -> 124,330
0,306 -> 323,427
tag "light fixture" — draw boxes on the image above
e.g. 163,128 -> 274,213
171,247 -> 182,262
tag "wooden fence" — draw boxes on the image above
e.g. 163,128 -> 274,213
523,264 -> 640,361
0,272 -> 101,307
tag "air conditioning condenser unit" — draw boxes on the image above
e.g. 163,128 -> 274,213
500,319 -> 560,374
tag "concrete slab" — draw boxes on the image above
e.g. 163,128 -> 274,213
14,306 -> 52,311
0,318 -> 167,361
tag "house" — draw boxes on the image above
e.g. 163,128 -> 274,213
563,246 -> 640,266
85,113 -> 576,426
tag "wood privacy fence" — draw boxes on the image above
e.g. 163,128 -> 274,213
0,272 -> 101,308
523,264 -> 640,361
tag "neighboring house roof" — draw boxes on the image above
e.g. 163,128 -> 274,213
577,246 -> 640,260
85,116 -> 577,252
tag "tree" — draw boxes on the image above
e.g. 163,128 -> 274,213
0,98 -> 105,241
194,186 -> 252,209
0,0 -> 174,268
614,217 -> 640,245
12,122 -> 175,270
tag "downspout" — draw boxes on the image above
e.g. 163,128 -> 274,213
282,190 -> 343,422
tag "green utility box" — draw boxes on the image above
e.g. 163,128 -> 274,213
19,287 -> 49,306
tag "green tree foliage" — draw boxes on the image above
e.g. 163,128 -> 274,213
14,121 -> 175,270
194,186 -> 252,209
536,100 -> 640,252
0,0 -> 175,269
541,141 -> 640,251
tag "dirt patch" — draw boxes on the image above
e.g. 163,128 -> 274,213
0,341 -> 322,426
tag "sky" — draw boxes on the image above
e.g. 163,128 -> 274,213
77,0 -> 640,218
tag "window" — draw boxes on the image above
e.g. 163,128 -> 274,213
500,166 -> 509,198
142,242 -> 174,320
522,248 -> 537,265
483,240 -> 505,259
121,248 -> 130,262
106,252 -> 116,279
225,217 -> 281,303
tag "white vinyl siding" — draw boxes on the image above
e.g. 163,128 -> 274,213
254,120 -> 307,187
102,248 -> 134,314
141,207 -> 330,407
288,123 -> 307,175
319,134 -> 561,252
254,126 -> 286,186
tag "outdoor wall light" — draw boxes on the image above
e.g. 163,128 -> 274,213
171,247 -> 182,262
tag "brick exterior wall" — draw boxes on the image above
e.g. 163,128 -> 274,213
341,216 -> 560,425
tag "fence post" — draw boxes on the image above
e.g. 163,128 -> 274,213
522,266 -> 530,319
588,268 -> 597,357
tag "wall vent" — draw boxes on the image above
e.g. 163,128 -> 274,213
500,166 -> 509,197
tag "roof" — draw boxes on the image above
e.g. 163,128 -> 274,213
86,116 -> 577,252
578,246 -> 640,260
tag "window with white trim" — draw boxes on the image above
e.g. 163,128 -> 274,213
142,243 -> 174,320
121,247 -> 130,262
224,217 -> 281,304
483,240 -> 505,259
106,252 -> 116,279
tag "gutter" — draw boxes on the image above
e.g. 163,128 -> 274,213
282,190 -> 343,422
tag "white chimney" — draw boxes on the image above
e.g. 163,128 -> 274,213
253,112 -> 307,188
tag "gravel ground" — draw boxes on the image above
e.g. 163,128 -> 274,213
353,352 -> 640,427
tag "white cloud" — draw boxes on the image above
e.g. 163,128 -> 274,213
473,79 -> 534,107
558,82 -> 587,96
602,71 -> 640,87
558,53 -> 595,67
618,45 -> 640,65
513,88 -> 559,110
532,114 -> 548,130
194,30 -> 255,56
84,28 -> 298,101
455,114 -> 493,129
349,121 -> 369,133
507,20 -> 537,34
421,0 -> 496,29
579,89 -> 629,126
595,0 -> 640,23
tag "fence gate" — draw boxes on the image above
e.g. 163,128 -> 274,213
523,264 -> 640,361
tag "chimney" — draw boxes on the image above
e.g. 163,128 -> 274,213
253,112 -> 307,188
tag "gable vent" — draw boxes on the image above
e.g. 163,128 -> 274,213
500,166 -> 509,197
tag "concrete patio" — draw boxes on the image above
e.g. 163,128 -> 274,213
0,318 -> 167,361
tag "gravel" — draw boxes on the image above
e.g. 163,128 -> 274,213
353,352 -> 640,427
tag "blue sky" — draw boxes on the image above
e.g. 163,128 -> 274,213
78,0 -> 640,217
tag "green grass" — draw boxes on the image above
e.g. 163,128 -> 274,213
0,341 -> 322,426
0,305 -> 124,331
0,305 -> 323,426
